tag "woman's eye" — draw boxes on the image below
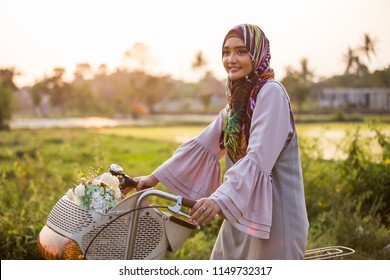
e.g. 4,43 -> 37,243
222,50 -> 230,56
238,49 -> 247,55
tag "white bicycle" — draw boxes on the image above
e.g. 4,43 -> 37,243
37,164 -> 355,260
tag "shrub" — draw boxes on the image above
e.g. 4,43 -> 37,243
302,122 -> 390,259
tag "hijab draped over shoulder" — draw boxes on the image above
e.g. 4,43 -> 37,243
220,24 -> 275,163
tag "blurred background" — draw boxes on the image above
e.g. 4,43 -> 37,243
1,0 -> 390,122
0,0 -> 389,260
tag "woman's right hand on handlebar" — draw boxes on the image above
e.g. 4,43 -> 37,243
135,174 -> 159,191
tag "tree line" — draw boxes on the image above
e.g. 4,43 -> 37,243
1,34 -> 390,129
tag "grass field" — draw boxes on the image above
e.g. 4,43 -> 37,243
0,122 -> 389,259
97,122 -> 390,160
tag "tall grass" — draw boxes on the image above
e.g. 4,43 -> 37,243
302,122 -> 390,259
0,123 -> 389,259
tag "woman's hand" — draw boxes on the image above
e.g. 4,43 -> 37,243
189,197 -> 221,226
135,174 -> 159,191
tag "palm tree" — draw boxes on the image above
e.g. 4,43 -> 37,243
191,51 -> 208,79
359,33 -> 376,62
192,51 -> 207,71
344,33 -> 376,76
299,58 -> 313,81
344,47 -> 367,75
344,47 -> 357,74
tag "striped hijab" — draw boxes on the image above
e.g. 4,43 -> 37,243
221,24 -> 275,163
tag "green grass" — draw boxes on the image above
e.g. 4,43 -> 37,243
97,122 -> 390,161
0,128 -> 179,259
1,123 -> 389,259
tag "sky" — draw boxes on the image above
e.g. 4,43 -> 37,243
1,0 -> 390,88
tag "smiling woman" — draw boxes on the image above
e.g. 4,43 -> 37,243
134,23 -> 312,260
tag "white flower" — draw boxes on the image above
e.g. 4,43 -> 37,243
67,171 -> 122,213
104,193 -> 112,201
74,184 -> 85,197
92,191 -> 100,199
100,172 -> 120,189
113,187 -> 121,199
66,189 -> 81,206
90,195 -> 106,213
92,178 -> 102,186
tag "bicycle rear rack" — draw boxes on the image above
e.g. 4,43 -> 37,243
304,246 -> 355,260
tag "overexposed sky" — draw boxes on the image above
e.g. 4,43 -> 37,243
1,0 -> 389,87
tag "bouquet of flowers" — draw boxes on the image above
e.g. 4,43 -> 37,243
66,172 -> 122,214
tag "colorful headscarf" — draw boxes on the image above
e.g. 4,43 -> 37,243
220,24 -> 275,163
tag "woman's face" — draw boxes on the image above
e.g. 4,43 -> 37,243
222,36 -> 253,81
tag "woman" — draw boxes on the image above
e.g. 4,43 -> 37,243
137,24 -> 309,259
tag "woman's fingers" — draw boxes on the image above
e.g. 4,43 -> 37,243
190,198 -> 220,226
198,207 -> 216,225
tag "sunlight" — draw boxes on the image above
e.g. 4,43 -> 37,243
1,0 -> 389,87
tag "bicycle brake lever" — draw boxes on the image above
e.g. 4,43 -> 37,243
168,196 -> 200,229
168,196 -> 183,214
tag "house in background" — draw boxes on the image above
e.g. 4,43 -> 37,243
319,88 -> 390,111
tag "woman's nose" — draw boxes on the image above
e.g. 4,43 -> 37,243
228,53 -> 237,63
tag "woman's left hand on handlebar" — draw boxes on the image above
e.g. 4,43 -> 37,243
135,174 -> 159,191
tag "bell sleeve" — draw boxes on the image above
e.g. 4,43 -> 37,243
152,108 -> 227,199
210,81 -> 293,239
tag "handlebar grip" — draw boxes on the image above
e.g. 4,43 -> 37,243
182,197 -> 197,208
120,175 -> 138,189
119,176 -> 137,196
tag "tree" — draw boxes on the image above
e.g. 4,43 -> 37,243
0,68 -> 17,129
48,67 -> 68,116
29,67 -> 69,116
95,64 -> 108,77
282,74 -> 311,112
281,59 -> 313,112
192,51 -> 207,70
299,58 -> 314,81
0,85 -> 12,130
123,42 -> 151,72
30,79 -> 50,116
359,33 -> 376,62
191,50 -> 208,80
344,46 -> 369,77
344,47 -> 359,74
0,68 -> 17,90
66,82 -> 98,115
73,63 -> 92,80
344,33 -> 376,76
197,71 -> 225,112
137,74 -> 174,112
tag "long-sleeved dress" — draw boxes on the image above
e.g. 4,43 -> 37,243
153,80 -> 309,259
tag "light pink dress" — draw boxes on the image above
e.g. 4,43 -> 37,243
153,80 -> 309,259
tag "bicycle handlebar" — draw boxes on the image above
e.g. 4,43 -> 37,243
182,197 -> 197,208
